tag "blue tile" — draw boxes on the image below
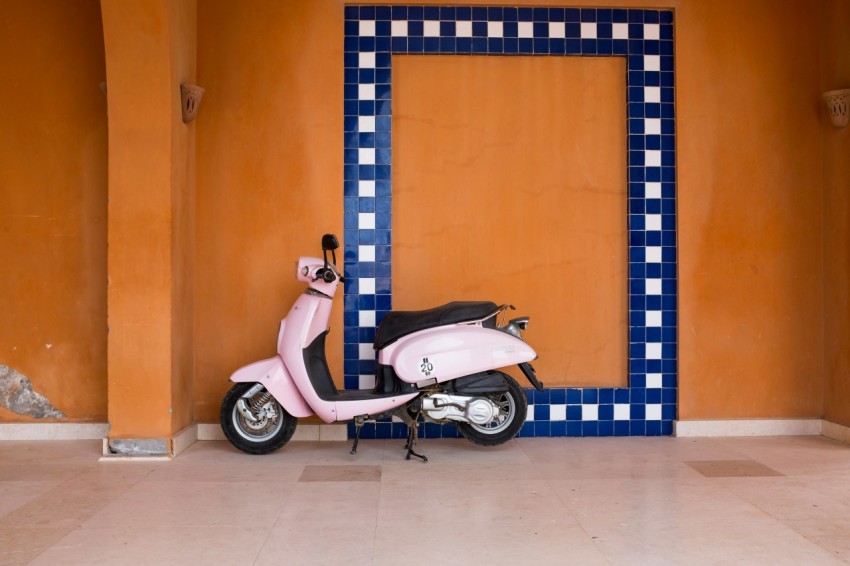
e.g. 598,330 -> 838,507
534,421 -> 551,437
550,388 -> 566,404
582,422 -> 599,437
344,5 -> 678,439
533,7 -> 549,21
551,421 -> 567,437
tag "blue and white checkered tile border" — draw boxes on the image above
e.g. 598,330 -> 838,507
343,6 -> 676,438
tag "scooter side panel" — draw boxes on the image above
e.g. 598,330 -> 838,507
281,294 -> 338,421
381,325 -> 537,384
229,356 -> 314,418
279,292 -> 421,423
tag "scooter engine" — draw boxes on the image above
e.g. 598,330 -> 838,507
421,393 -> 499,425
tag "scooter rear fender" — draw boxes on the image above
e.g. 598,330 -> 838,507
380,324 -> 537,385
229,356 -> 314,418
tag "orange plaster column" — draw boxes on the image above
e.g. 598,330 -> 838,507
101,0 -> 196,454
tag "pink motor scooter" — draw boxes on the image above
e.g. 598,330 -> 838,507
220,234 -> 543,461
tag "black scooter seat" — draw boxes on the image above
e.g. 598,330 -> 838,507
374,301 -> 498,350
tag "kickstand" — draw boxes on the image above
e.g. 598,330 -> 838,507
350,416 -> 365,455
404,419 -> 428,463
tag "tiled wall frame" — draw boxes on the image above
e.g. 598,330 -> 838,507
343,6 -> 676,438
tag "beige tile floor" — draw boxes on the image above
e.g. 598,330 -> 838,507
1,435 -> 849,565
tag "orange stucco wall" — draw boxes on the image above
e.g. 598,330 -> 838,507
102,0 -> 197,438
676,0 -> 825,419
3,0 -> 848,434
0,0 -> 108,422
822,0 -> 850,428
194,1 -> 345,422
392,55 -> 628,388
194,0 -> 834,424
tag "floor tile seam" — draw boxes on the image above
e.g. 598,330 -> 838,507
541,475 -> 614,564
712,485 -> 849,554
727,481 -> 850,525
776,524 -> 850,564
249,520 -> 278,566
9,523 -> 79,566
251,472 -> 333,564
0,487 -> 123,531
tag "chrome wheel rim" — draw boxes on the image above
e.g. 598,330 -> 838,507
467,392 -> 516,435
231,392 -> 284,442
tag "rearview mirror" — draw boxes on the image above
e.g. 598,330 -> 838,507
322,234 -> 339,251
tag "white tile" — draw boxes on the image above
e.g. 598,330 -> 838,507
550,405 -> 567,421
646,343 -> 662,360
358,83 -> 375,101
645,86 -> 661,103
644,55 -> 661,72
358,180 -> 375,197
612,22 -> 629,40
645,150 -> 662,167
526,405 -> 535,422
358,213 -> 375,230
456,21 -> 472,37
359,374 -> 376,389
359,20 -> 376,36
488,21 -> 503,38
391,20 -> 408,37
645,214 -> 662,231
646,373 -> 663,388
582,405 -> 598,421
646,278 -> 662,295
359,148 -> 375,165
580,23 -> 597,39
358,343 -> 375,360
359,278 -> 376,294
644,23 -> 660,40
646,182 -> 662,198
359,245 -> 375,262
518,22 -> 533,38
358,116 -> 375,133
646,403 -> 662,421
614,404 -> 630,421
646,246 -> 662,263
549,22 -> 565,38
646,310 -> 663,328
358,52 -> 375,69
359,310 -> 376,327
645,118 -> 662,135
423,20 -> 440,37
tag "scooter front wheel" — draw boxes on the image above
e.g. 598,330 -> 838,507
220,382 -> 298,455
458,374 -> 527,447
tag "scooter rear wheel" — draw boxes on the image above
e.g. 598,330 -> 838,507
458,374 -> 527,446
220,382 -> 298,455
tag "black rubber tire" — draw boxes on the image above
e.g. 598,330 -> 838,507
220,382 -> 298,455
458,374 -> 528,447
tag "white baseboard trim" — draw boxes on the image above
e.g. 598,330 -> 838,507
196,423 -> 347,442
172,424 -> 198,456
5,420 -> 839,445
674,419 -> 822,437
821,420 -> 850,444
0,422 -> 109,440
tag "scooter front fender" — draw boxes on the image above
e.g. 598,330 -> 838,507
229,356 -> 314,418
